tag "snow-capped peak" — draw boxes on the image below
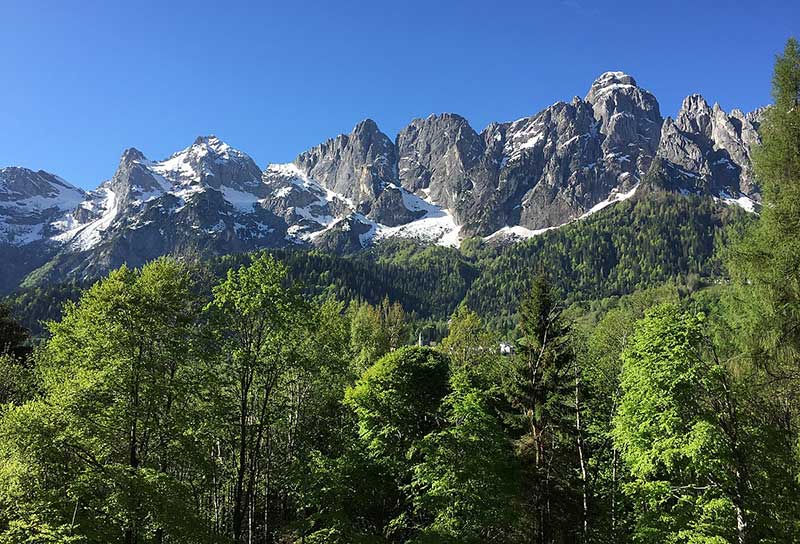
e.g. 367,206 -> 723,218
147,136 -> 262,190
585,71 -> 645,103
0,167 -> 86,245
590,71 -> 638,89
190,135 -> 238,159
0,167 -> 84,203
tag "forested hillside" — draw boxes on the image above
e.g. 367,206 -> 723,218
1,38 -> 799,544
7,190 -> 747,336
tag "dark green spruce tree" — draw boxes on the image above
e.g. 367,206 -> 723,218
502,275 -> 581,543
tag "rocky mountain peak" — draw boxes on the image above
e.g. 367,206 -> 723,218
187,135 -> 250,164
396,113 -> 484,209
679,93 -> 711,111
0,167 -> 83,201
150,136 -> 263,193
654,93 -> 764,196
746,106 -> 768,126
586,71 -> 639,95
0,167 -> 85,246
676,94 -> 713,135
183,135 -> 245,163
193,134 -> 219,145
120,147 -> 147,165
0,71 -> 766,286
584,71 -> 662,165
294,120 -> 396,207
352,119 -> 381,136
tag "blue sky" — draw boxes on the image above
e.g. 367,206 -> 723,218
1,0 -> 797,189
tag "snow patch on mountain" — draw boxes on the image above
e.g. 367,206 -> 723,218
577,183 -> 639,220
486,225 -> 558,241
486,184 -> 640,242
718,191 -> 758,213
370,188 -> 461,247
0,167 -> 86,245
53,186 -> 120,250
221,186 -> 259,213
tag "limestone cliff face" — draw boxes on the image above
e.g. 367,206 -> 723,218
0,71 -> 764,288
651,94 -> 762,195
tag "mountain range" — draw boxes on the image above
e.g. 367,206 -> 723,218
0,71 -> 763,292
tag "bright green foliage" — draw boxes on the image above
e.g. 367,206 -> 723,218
411,373 -> 519,543
349,299 -> 389,372
0,258 -> 213,543
1,40 -> 799,544
380,297 -> 410,352
341,347 -> 450,541
576,286 -> 682,542
348,298 -> 410,373
345,347 -> 450,469
611,303 -> 800,543
207,253 -> 310,542
613,304 -> 733,542
280,296 -> 356,541
439,305 -> 502,388
0,354 -> 36,405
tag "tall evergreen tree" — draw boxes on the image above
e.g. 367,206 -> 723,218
730,38 -> 800,366
502,275 -> 580,543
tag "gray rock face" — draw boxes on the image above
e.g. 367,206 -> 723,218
385,72 -> 663,234
653,95 -> 762,195
493,98 -> 611,232
312,214 -> 375,254
368,187 -> 426,226
396,113 -> 485,209
0,167 -> 85,245
294,119 -> 396,214
584,71 -> 661,158
0,71 -> 766,290
0,167 -> 86,292
30,138 -> 288,283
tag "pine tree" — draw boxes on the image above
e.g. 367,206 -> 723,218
730,38 -> 800,365
502,275 -> 580,543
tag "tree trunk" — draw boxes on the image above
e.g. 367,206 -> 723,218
233,381 -> 250,543
735,502 -> 748,544
575,366 -> 589,541
732,464 -> 749,544
611,447 -> 618,542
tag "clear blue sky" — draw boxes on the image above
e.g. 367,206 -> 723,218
1,0 -> 797,189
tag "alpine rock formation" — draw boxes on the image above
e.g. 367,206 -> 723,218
0,71 -> 763,289
0,167 -> 86,291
